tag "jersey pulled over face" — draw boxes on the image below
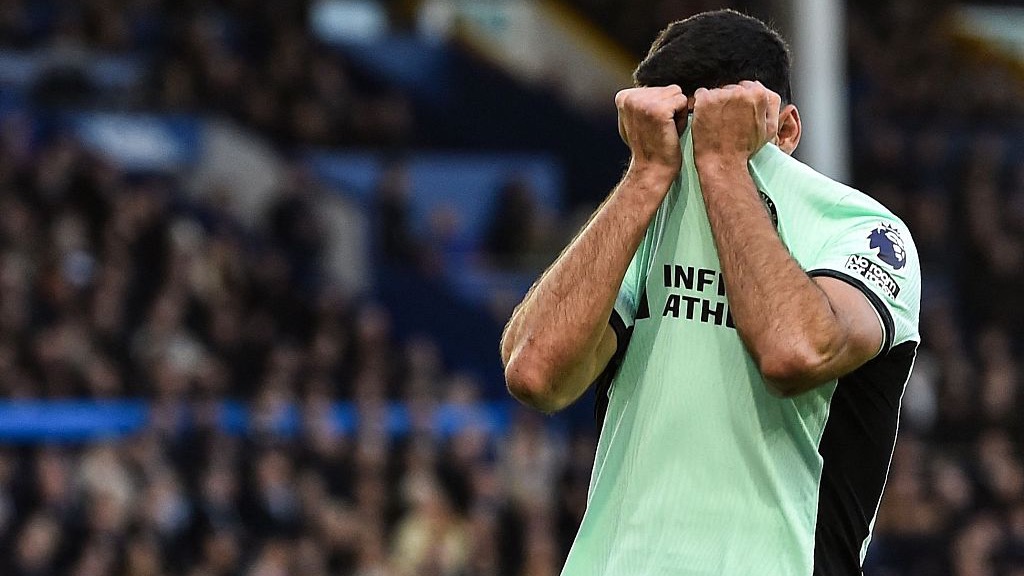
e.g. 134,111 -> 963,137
562,129 -> 921,576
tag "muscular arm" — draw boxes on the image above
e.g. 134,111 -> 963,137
691,82 -> 882,396
500,171 -> 663,411
501,86 -> 688,412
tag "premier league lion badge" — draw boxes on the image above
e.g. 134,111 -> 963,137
868,223 -> 906,270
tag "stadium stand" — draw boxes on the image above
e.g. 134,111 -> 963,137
847,2 -> 1024,574
0,0 -> 1022,574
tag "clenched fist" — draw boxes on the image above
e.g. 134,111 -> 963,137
615,85 -> 690,181
691,80 -> 782,168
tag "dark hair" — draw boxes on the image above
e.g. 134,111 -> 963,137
634,10 -> 793,103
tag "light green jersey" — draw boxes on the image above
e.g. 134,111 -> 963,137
562,128 -> 921,576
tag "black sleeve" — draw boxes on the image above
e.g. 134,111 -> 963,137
593,310 -> 633,427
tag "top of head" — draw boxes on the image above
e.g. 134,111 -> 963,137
633,9 -> 793,105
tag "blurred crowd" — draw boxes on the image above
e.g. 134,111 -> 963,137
1,0 -> 1024,574
0,0 -> 413,147
568,0 -> 774,56
847,1 -> 1024,575
0,133 -> 588,575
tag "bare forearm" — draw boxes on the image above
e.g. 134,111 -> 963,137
503,84 -> 689,410
688,82 -> 881,394
696,160 -> 843,388
501,167 -> 667,409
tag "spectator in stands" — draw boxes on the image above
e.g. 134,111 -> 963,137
374,161 -> 421,267
484,178 -> 545,271
1,0 -> 1024,574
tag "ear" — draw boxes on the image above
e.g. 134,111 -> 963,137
776,104 -> 801,155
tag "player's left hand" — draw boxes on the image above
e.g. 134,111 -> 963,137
690,80 -> 782,167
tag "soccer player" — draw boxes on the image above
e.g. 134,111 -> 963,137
499,10 -> 920,576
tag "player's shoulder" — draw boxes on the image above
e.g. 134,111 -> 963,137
750,145 -> 858,210
757,147 -> 912,235
812,179 -> 922,306
835,186 -> 911,232
821,179 -> 920,278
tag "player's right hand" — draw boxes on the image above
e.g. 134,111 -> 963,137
615,85 -> 689,181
